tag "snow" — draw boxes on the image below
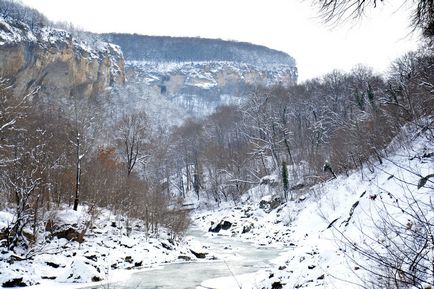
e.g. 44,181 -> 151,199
52,208 -> 87,226
0,211 -> 13,229
194,121 -> 434,288
0,17 -> 26,45
56,257 -> 105,283
0,17 -> 123,81
0,120 -> 431,288
0,207 -> 206,288
198,270 -> 270,289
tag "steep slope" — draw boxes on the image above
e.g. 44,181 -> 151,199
125,61 -> 296,117
194,119 -> 434,288
0,17 -> 125,100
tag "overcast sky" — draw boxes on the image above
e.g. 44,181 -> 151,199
21,0 -> 420,81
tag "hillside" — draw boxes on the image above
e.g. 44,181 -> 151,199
0,119 -> 431,289
104,33 -> 298,118
1,1 -> 432,289
193,119 -> 434,288
102,33 -> 296,68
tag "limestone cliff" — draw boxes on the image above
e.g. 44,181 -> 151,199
0,17 -> 125,99
125,61 -> 297,117
104,33 -> 297,117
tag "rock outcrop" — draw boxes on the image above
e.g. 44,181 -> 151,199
0,17 -> 125,99
103,33 -> 297,118
125,61 -> 297,117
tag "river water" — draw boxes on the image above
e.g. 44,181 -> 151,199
86,227 -> 282,289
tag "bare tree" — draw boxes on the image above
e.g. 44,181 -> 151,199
171,118 -> 205,199
312,0 -> 434,37
63,97 -> 100,211
116,111 -> 149,177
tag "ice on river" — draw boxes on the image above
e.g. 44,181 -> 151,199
79,228 -> 282,289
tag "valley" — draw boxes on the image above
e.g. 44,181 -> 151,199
0,1 -> 433,289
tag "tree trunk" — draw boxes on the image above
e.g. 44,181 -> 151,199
186,163 -> 191,191
73,134 -> 80,211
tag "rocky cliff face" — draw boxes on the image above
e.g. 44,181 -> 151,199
104,33 -> 298,118
0,17 -> 125,99
126,61 -> 297,117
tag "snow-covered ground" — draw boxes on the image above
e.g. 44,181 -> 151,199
1,122 -> 432,289
0,207 -> 214,288
195,121 -> 434,288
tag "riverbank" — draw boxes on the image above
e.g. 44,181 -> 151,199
0,208 -> 213,288
195,122 -> 434,288
3,122 -> 432,289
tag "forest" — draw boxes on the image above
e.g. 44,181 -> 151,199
0,0 -> 433,288
102,33 -> 296,67
1,41 -> 432,250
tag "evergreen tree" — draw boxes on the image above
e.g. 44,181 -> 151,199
281,161 -> 289,200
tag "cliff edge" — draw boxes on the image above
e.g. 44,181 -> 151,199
0,16 -> 125,99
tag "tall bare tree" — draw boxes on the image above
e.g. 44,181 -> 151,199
63,97 -> 100,211
116,111 -> 149,177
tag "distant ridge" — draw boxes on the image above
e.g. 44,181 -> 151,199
102,33 -> 296,68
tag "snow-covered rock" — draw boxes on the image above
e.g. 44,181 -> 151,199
187,240 -> 209,259
56,256 -> 105,283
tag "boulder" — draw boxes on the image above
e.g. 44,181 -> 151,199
45,261 -> 62,268
188,240 -> 208,259
119,236 -> 137,248
208,221 -> 222,233
209,220 -> 232,233
52,227 -> 84,243
178,255 -> 192,261
242,223 -> 254,234
161,240 -> 174,250
259,195 -> 282,213
271,281 -> 283,289
56,257 -> 104,283
190,249 -> 207,259
2,278 -> 27,287
221,220 -> 232,230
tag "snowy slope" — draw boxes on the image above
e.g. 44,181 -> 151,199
194,120 -> 434,288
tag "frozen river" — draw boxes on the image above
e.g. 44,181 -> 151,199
85,227 -> 282,289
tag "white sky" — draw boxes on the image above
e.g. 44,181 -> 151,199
21,0 -> 420,81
